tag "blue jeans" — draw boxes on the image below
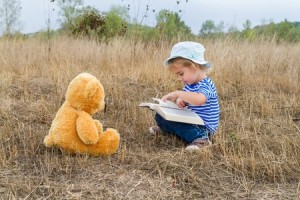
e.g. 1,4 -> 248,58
154,114 -> 210,143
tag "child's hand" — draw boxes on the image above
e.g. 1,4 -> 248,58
162,92 -> 178,102
176,98 -> 186,108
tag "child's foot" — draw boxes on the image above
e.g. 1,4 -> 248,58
185,138 -> 211,152
148,125 -> 162,136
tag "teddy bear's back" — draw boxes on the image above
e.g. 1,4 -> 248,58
48,102 -> 84,150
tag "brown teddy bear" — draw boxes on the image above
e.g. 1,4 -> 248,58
43,73 -> 120,156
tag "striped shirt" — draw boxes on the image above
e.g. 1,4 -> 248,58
183,77 -> 219,133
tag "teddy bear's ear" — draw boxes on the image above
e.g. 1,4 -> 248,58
84,80 -> 100,98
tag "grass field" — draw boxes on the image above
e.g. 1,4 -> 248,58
0,36 -> 299,199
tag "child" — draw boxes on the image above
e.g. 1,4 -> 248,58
149,41 -> 219,152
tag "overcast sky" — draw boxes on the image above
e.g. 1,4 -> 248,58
19,0 -> 300,34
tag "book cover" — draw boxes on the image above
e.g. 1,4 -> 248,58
139,98 -> 204,125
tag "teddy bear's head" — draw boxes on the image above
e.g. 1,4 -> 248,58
65,73 -> 105,115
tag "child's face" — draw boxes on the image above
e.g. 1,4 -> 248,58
170,63 -> 202,85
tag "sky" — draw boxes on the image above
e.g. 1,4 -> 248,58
18,0 -> 300,34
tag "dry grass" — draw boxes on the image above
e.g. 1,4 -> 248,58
0,36 -> 299,199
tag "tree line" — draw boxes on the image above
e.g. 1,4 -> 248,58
0,0 -> 299,43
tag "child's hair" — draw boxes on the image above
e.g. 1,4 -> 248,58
167,57 -> 209,74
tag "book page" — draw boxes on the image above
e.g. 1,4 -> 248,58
158,107 -> 204,125
152,98 -> 180,109
138,102 -> 158,110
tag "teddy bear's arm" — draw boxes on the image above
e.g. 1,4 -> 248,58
76,111 -> 99,145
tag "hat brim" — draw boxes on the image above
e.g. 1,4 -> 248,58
164,56 -> 211,68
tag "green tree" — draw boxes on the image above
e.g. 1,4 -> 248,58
256,21 -> 276,37
216,21 -> 225,33
156,10 -> 192,40
56,0 -> 83,30
276,19 -> 298,42
102,6 -> 128,38
0,0 -> 21,35
227,25 -> 240,39
242,19 -> 256,41
243,19 -> 251,30
255,20 -> 299,42
199,20 -> 216,35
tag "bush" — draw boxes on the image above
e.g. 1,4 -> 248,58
71,7 -> 105,38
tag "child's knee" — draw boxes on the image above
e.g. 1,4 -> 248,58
154,113 -> 164,123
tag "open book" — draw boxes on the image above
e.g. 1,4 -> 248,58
139,98 -> 204,125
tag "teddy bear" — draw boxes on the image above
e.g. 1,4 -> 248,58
43,72 -> 120,156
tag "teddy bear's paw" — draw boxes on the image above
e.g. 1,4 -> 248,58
87,130 -> 120,156
43,135 -> 54,147
110,129 -> 120,138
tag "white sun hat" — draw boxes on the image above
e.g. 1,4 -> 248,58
164,41 -> 211,67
